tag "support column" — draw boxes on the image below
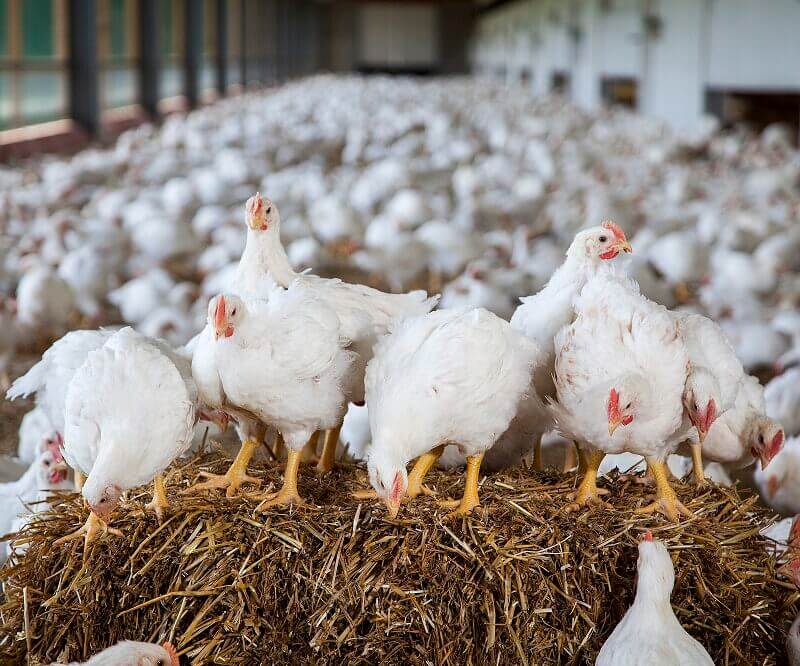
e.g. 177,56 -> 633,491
240,0 -> 247,86
139,0 -> 159,118
184,0 -> 201,107
68,0 -> 99,136
216,0 -> 227,95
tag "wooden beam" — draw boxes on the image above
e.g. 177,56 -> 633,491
216,0 -> 227,94
139,0 -> 160,118
183,0 -> 201,107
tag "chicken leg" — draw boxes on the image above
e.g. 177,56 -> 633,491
437,452 -> 484,518
316,424 -> 341,475
635,457 -> 693,521
183,436 -> 262,497
689,442 -> 706,486
565,448 -> 608,512
256,445 -> 304,510
54,511 -> 123,559
532,433 -> 542,471
562,441 -> 578,473
145,475 -> 170,521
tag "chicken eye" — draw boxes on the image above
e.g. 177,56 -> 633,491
157,661 -> 164,666
231,308 -> 237,315
266,207 -> 272,214
598,235 -> 607,243
44,460 -> 50,467
99,497 -> 107,504
758,435 -> 764,444
625,402 -> 632,409
692,401 -> 697,410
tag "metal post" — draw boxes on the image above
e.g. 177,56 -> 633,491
184,0 -> 201,107
68,0 -> 99,136
240,0 -> 247,86
139,0 -> 160,118
216,0 -> 227,94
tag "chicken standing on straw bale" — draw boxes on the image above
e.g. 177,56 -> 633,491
56,327 -> 197,555
550,273 -> 691,521
51,640 -> 179,666
510,220 -> 632,469
356,307 -> 542,519
238,193 -> 438,474
596,532 -> 713,666
190,280 -> 356,509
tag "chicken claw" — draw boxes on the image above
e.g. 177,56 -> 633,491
54,511 -> 122,559
145,475 -> 170,522
255,448 -> 303,511
436,452 -> 483,519
564,449 -> 608,513
634,458 -> 693,522
182,437 -> 261,497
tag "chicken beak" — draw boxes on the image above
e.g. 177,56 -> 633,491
608,418 -> 621,437
614,239 -> 632,254
697,428 -> 706,445
383,496 -> 401,519
759,449 -> 774,470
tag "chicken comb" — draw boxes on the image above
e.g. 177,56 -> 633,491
607,388 -> 619,418
601,219 -> 627,242
246,192 -> 263,216
163,642 -> 180,666
643,530 -> 653,542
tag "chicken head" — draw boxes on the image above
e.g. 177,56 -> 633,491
245,192 -> 279,232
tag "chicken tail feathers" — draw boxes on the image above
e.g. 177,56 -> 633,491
6,360 -> 45,401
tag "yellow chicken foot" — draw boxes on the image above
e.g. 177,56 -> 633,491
406,445 -> 445,500
690,442 -> 707,486
565,449 -> 608,512
437,452 -> 484,518
182,437 -> 262,497
316,425 -> 341,475
145,475 -> 170,521
635,458 -> 693,522
532,433 -> 542,471
54,511 -> 123,559
256,448 -> 303,510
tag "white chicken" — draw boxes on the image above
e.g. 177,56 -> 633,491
766,368 -> 800,437
190,282 -> 355,508
673,312 -> 746,483
52,640 -> 179,666
235,193 -> 437,474
550,273 -> 690,520
359,308 -> 542,518
0,435 -> 71,558
7,329 -> 116,466
687,371 -> 784,477
15,265 -> 76,338
755,435 -> 800,515
596,532 -> 713,666
57,327 -> 197,554
511,221 -> 632,467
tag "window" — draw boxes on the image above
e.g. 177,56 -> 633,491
159,0 -> 183,99
0,0 -> 68,130
98,0 -> 139,110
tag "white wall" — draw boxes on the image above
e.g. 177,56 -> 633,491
707,0 -> 800,90
359,4 -> 439,68
594,0 -> 643,78
640,0 -> 708,128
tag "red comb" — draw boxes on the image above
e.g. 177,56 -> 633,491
643,530 -> 653,542
46,438 -> 64,462
163,642 -> 180,666
601,220 -> 627,242
607,388 -> 619,419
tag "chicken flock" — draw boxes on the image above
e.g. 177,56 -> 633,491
2,75 -> 800,663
